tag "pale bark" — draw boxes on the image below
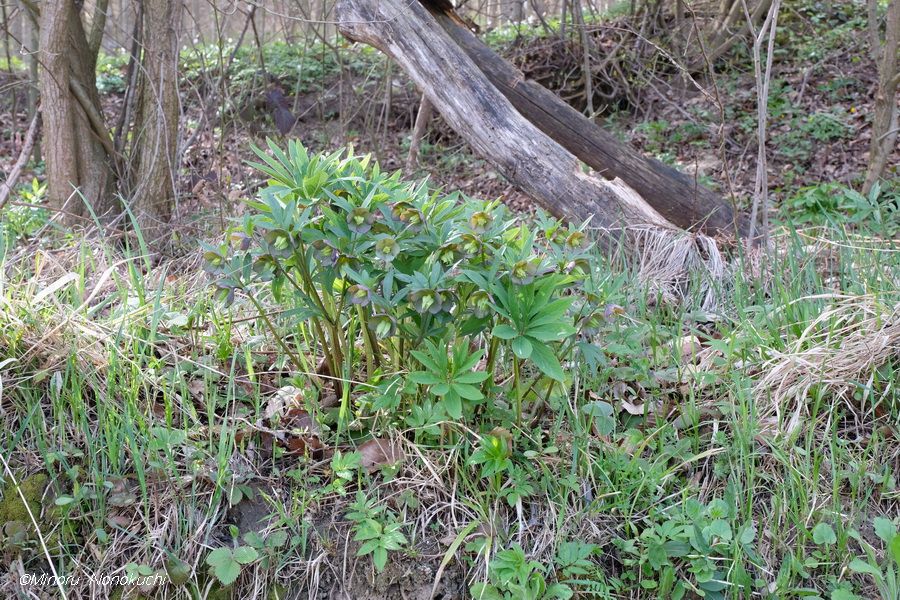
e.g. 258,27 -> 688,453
428,2 -> 747,236
0,115 -> 40,211
88,0 -> 110,63
336,0 -> 674,238
406,96 -> 433,172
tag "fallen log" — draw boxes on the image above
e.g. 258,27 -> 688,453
424,0 -> 748,238
336,0 -> 679,241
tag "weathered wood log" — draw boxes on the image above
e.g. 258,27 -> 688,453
335,0 -> 676,240
424,0 -> 748,238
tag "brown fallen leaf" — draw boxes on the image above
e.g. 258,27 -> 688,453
358,437 -> 403,472
264,385 -> 302,420
620,398 -> 660,416
281,408 -> 324,456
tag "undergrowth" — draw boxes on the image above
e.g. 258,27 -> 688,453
0,143 -> 898,599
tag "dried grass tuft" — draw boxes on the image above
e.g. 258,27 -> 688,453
754,294 -> 900,435
626,226 -> 731,313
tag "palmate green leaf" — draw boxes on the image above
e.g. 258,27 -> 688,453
456,347 -> 484,373
206,548 -> 232,569
232,546 -> 259,565
454,371 -> 489,384
525,322 -> 576,342
512,336 -> 532,359
527,296 -> 573,324
246,159 -> 294,189
432,383 -> 451,396
206,548 -> 241,586
409,371 -> 443,386
453,383 -> 483,401
411,346 -> 444,373
528,340 -> 565,382
492,324 -> 519,340
443,390 -> 463,420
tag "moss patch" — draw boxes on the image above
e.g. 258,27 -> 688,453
0,472 -> 49,550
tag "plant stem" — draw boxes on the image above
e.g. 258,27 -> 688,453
513,355 -> 523,426
357,305 -> 379,377
246,291 -> 307,374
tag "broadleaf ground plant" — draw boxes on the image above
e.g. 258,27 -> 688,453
205,140 -> 601,435
203,141 -> 613,575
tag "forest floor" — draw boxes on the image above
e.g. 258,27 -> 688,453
0,2 -> 899,600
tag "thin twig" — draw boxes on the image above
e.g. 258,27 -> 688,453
0,114 -> 40,211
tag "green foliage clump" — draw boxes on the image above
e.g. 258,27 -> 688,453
472,544 -> 574,599
0,178 -> 48,255
786,181 -> 899,236
95,52 -> 129,95
204,141 -> 599,436
202,141 -> 610,575
613,496 -> 760,599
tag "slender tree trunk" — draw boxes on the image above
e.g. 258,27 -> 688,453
863,0 -> 899,196
88,0 -> 110,63
39,0 -> 116,222
131,0 -> 182,238
25,1 -> 41,164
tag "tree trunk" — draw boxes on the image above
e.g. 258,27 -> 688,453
504,0 -> 525,24
39,0 -> 116,223
426,2 -> 747,238
336,0 -> 675,240
131,0 -> 182,238
863,0 -> 899,196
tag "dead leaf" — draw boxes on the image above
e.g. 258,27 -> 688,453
675,335 -> 702,364
187,378 -> 206,401
281,408 -> 324,456
264,385 -> 303,420
358,437 -> 403,472
620,398 -> 660,416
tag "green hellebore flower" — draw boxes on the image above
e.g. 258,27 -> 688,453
410,289 -> 443,315
369,314 -> 397,339
566,231 -> 587,249
348,284 -> 373,306
467,290 -> 492,318
375,237 -> 400,262
469,211 -> 493,233
347,207 -> 375,234
509,259 -> 538,285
